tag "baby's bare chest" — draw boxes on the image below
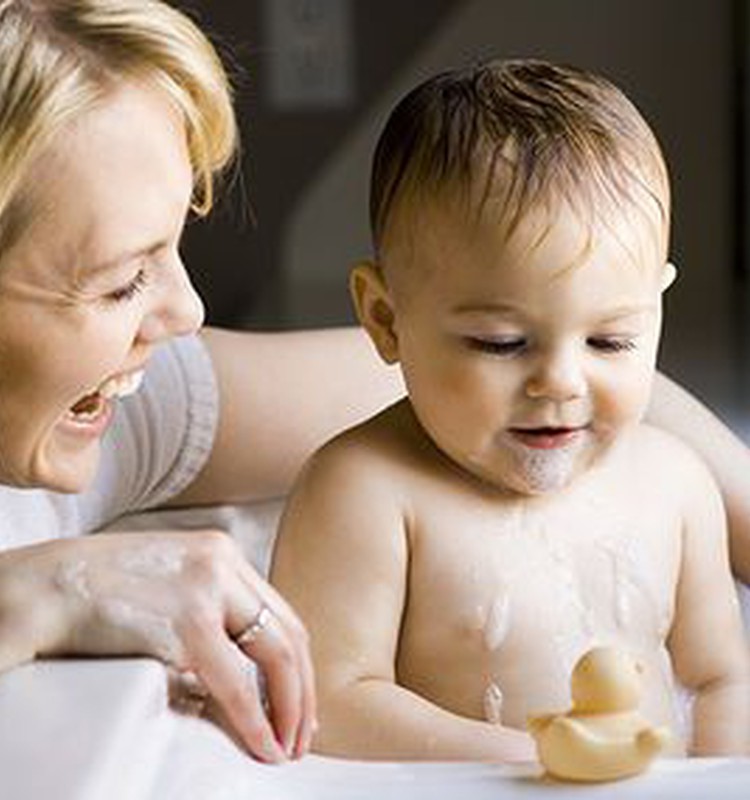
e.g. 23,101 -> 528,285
397,492 -> 682,724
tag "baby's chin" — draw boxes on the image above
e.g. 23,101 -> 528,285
459,455 -> 579,497
455,434 -> 606,496
497,445 -> 590,497
507,469 -> 576,496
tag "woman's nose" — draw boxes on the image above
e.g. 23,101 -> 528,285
138,258 -> 205,343
525,347 -> 587,401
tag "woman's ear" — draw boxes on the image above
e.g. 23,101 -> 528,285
350,261 -> 400,364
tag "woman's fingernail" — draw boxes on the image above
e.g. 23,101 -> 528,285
262,732 -> 286,763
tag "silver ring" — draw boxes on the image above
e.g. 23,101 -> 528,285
234,605 -> 273,648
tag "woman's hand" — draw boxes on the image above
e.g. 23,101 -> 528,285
0,531 -> 315,762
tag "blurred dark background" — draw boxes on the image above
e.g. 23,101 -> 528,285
175,0 -> 749,438
176,0 -> 457,324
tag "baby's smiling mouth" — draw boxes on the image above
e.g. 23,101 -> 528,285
508,425 -> 588,450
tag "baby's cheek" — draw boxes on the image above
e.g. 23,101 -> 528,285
602,379 -> 652,428
595,361 -> 654,427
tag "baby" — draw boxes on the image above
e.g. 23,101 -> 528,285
271,59 -> 750,761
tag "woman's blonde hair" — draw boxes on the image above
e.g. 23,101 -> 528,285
0,0 -> 238,252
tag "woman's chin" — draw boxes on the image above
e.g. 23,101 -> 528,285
31,440 -> 102,493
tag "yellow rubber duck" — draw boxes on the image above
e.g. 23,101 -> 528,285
527,646 -> 671,782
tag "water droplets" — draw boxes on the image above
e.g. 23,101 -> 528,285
483,682 -> 504,724
484,593 -> 511,651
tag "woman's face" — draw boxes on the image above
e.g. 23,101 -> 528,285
0,83 -> 204,491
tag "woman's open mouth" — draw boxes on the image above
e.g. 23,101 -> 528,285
62,370 -> 145,435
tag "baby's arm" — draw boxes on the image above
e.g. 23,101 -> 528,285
270,440 -> 534,762
667,447 -> 750,755
648,372 -> 750,584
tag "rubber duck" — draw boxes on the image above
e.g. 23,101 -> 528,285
527,646 -> 671,782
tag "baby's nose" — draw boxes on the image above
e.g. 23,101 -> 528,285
525,348 -> 587,401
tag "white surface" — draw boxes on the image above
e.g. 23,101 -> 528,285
151,718 -> 750,800
2,655 -> 749,800
0,658 -> 172,800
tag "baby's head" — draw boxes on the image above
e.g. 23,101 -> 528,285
353,59 -> 675,495
368,58 -> 669,266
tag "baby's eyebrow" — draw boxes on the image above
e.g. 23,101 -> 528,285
451,303 -> 518,316
449,302 -> 657,321
596,305 -> 656,322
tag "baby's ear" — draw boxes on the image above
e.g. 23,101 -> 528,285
661,261 -> 678,291
350,260 -> 400,364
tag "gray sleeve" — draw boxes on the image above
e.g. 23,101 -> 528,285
75,333 -> 219,532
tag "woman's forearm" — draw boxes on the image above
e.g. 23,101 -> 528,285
648,372 -> 750,583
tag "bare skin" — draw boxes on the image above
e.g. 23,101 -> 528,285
648,372 -> 750,584
273,402 -> 749,760
272,195 -> 750,761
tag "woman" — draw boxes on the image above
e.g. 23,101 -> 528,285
0,0 -> 747,765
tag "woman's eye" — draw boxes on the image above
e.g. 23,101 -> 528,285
587,336 -> 636,353
103,269 -> 149,305
466,337 -> 527,356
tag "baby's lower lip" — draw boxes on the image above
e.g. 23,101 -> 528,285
509,427 -> 585,450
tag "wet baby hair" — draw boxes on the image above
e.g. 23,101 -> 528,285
369,58 -> 670,257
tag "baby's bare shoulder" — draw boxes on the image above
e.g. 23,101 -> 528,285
296,399 -> 428,493
631,423 -> 719,495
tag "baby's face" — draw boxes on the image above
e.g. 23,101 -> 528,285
381,197 -> 669,495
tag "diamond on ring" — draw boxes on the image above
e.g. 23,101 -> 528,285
234,605 -> 273,648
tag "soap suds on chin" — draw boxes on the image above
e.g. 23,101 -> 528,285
505,435 -> 588,494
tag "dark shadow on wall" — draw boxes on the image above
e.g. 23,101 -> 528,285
174,0 -> 459,326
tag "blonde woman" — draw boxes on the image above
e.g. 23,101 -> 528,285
0,0 -> 747,765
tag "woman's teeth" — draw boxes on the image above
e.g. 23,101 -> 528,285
68,370 -> 145,419
97,370 -> 145,400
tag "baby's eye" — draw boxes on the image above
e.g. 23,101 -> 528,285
103,269 -> 149,305
587,336 -> 636,353
466,336 -> 527,356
